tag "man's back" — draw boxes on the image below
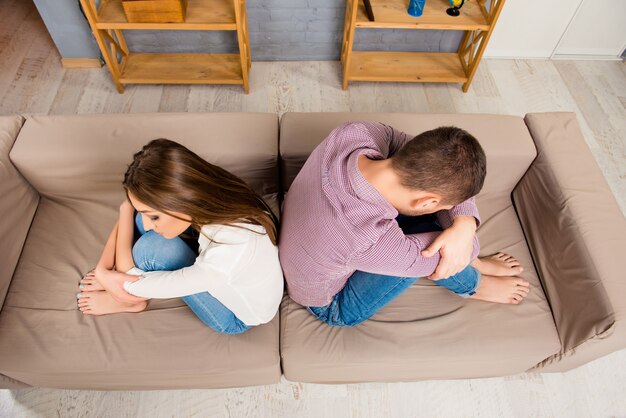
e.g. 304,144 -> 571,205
279,122 -> 480,307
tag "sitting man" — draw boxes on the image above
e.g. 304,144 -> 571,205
279,122 -> 530,327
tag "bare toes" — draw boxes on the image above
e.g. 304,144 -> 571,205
515,279 -> 530,287
514,292 -> 528,301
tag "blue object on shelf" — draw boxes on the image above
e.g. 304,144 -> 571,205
407,0 -> 426,17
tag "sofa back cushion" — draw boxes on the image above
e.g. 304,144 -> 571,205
11,113 -> 279,212
280,113 -> 537,215
0,116 -> 39,310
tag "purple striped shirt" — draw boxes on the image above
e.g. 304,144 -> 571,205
279,122 -> 481,307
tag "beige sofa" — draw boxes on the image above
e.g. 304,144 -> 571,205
0,112 -> 623,389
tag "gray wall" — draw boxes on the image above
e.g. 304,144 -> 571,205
34,0 -> 463,61
33,0 -> 100,59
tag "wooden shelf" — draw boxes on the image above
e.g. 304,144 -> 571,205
348,51 -> 467,83
120,53 -> 243,85
80,0 -> 251,93
355,0 -> 489,30
341,0 -> 504,91
96,0 -> 237,30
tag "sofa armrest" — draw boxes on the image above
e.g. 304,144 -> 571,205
0,373 -> 30,389
513,112 -> 626,371
0,116 -> 39,310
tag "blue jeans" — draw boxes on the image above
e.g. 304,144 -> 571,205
307,214 -> 481,327
132,213 -> 251,334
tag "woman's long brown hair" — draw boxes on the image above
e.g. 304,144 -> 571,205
123,139 -> 278,245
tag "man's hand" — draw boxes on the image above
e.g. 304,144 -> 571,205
93,266 -> 146,304
421,216 -> 477,281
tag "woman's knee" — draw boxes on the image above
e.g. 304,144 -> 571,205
200,319 -> 251,334
215,325 -> 251,335
132,232 -> 196,271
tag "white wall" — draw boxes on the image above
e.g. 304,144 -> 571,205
484,0 -> 581,58
554,0 -> 626,58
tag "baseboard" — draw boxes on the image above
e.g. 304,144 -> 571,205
61,58 -> 103,69
551,54 -> 623,61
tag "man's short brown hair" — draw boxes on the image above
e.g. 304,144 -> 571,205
390,126 -> 486,205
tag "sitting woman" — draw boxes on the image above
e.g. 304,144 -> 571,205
77,139 -> 284,335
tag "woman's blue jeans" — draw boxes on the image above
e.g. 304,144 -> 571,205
307,214 -> 481,327
132,213 -> 250,334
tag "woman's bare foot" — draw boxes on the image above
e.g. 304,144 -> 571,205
471,253 -> 524,277
77,291 -> 147,316
79,270 -> 105,292
470,274 -> 530,304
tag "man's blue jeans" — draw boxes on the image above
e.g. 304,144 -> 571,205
132,213 -> 250,334
307,214 -> 481,327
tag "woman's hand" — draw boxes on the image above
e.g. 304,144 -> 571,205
93,266 -> 146,304
421,216 -> 476,281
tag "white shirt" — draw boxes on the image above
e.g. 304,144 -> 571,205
123,223 -> 284,326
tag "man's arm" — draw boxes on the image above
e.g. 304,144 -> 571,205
418,196 -> 481,280
422,213 -> 480,280
442,196 -> 481,228
350,226 -> 442,278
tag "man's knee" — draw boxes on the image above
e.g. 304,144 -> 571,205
307,306 -> 365,327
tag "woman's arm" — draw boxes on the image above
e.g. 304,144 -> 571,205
115,200 -> 136,272
96,221 -> 118,271
94,266 -> 147,303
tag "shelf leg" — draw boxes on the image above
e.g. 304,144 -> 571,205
457,0 -> 505,92
341,0 -> 358,90
242,1 -> 251,71
235,0 -> 250,94
78,0 -> 126,94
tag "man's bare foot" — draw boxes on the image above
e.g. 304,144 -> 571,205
77,291 -> 147,316
79,270 -> 105,292
471,253 -> 524,277
470,274 -> 530,304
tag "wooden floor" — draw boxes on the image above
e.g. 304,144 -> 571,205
1,1 -> 626,417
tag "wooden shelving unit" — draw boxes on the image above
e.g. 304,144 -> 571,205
341,0 -> 505,91
79,0 -> 251,93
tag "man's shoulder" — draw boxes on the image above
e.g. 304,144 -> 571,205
328,121 -> 388,139
322,121 -> 389,161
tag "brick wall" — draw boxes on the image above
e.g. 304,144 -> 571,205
123,0 -> 463,61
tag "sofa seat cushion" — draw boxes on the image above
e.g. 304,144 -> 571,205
278,113 -> 561,382
0,113 -> 281,389
280,200 -> 561,382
